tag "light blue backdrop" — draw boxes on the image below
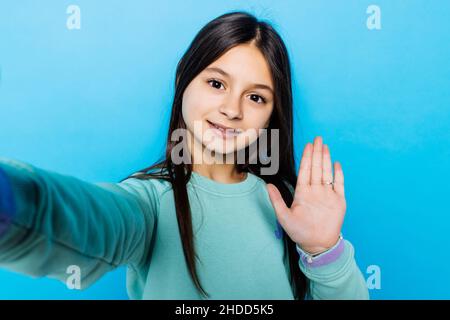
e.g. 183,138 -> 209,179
0,0 -> 449,299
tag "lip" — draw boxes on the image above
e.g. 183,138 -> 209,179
206,120 -> 241,139
207,120 -> 233,130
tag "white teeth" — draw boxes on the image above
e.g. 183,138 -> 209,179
209,121 -> 240,135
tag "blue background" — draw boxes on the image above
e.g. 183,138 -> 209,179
0,0 -> 449,299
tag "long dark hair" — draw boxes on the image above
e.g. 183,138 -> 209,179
120,11 -> 308,299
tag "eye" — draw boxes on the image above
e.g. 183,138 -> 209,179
207,79 -> 225,90
249,94 -> 266,104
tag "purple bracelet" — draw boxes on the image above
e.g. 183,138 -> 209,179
297,236 -> 345,268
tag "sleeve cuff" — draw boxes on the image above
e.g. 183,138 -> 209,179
297,238 -> 357,283
296,235 -> 345,268
0,166 -> 16,237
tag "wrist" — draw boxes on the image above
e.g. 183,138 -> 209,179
297,237 -> 350,271
298,235 -> 342,256
296,234 -> 345,266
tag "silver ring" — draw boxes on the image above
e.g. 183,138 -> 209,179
324,180 -> 334,185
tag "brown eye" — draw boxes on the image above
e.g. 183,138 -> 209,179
207,79 -> 224,90
250,94 -> 266,104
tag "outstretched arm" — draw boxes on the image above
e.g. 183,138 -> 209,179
0,157 -> 157,290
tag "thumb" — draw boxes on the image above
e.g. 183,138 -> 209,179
266,183 -> 290,227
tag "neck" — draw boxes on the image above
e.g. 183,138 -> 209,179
192,163 -> 246,184
187,130 -> 246,183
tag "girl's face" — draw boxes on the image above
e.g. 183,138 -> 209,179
182,42 -> 275,157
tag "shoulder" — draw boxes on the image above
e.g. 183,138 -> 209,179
253,173 -> 294,194
97,174 -> 173,220
118,175 -> 173,202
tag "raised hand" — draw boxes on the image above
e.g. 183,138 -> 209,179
267,136 -> 346,254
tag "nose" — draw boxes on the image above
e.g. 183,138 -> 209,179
219,94 -> 243,120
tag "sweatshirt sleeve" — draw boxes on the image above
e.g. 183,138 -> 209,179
297,238 -> 370,300
0,157 -> 157,290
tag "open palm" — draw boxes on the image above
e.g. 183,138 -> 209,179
267,136 -> 347,254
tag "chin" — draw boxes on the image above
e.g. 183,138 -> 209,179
204,142 -> 238,156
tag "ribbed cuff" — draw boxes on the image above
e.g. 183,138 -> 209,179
296,235 -> 345,268
0,167 -> 16,237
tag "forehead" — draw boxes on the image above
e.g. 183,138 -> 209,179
203,43 -> 273,87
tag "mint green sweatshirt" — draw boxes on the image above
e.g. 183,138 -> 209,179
0,157 -> 369,300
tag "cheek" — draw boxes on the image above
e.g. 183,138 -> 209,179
235,110 -> 271,146
181,99 -> 195,129
182,91 -> 202,130
182,87 -> 216,126
245,106 -> 273,130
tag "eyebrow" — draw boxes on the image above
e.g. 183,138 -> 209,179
204,67 -> 274,94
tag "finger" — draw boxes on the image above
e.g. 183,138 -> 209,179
311,136 -> 323,185
266,183 -> 291,227
333,161 -> 345,197
322,144 -> 333,188
297,142 -> 312,188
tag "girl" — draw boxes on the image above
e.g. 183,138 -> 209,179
0,11 -> 369,300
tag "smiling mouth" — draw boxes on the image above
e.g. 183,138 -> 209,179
206,120 -> 242,138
